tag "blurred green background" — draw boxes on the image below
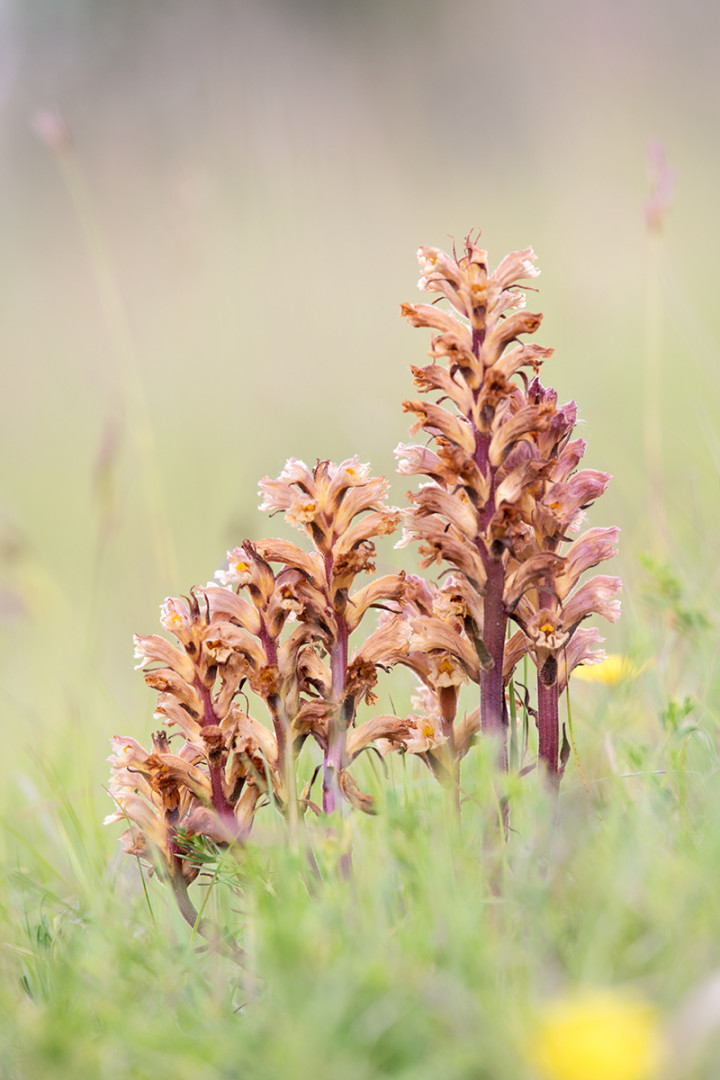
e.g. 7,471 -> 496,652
1,0 -> 718,764
4,6 -> 720,1077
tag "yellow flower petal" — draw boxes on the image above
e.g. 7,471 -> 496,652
531,990 -> 663,1080
572,654 -> 644,685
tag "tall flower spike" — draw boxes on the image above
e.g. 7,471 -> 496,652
501,379 -> 621,787
257,457 -> 410,815
132,591 -> 266,837
108,453 -> 420,930
107,588 -> 290,942
400,234 -> 554,766
400,233 -> 619,788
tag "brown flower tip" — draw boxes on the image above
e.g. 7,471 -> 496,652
259,457 -> 393,545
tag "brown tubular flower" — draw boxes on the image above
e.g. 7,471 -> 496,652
257,457 -> 408,815
399,234 -> 620,787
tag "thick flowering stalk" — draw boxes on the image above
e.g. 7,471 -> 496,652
399,236 -> 554,764
257,456 -> 410,814
206,537 -> 327,826
107,590 -> 286,840
127,592 -> 276,840
502,379 -> 622,785
105,590 -> 283,939
399,234 -> 620,784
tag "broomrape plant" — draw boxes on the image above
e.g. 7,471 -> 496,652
106,230 -> 620,930
397,236 -> 620,786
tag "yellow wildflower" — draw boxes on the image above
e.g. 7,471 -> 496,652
572,653 -> 642,685
531,989 -> 663,1080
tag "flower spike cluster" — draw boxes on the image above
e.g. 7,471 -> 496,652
106,228 -> 622,937
256,456 -> 411,813
107,456 -> 422,921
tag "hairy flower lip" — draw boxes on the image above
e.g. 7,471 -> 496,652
407,485 -> 478,539
204,583 -> 263,636
133,633 -> 196,684
253,539 -> 325,588
346,715 -> 415,760
401,301 -> 471,341
407,615 -> 489,682
410,361 -> 474,415
482,310 -> 544,368
504,553 -> 566,610
396,513 -> 488,588
344,573 -> 407,634
556,527 -> 620,597
492,246 -> 540,290
332,509 -> 400,557
403,399 -> 476,455
562,575 -> 623,629
394,442 -> 446,483
488,402 -> 555,468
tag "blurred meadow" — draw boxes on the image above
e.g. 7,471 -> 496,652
3,0 -> 720,1077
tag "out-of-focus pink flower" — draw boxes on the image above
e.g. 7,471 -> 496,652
645,138 -> 677,234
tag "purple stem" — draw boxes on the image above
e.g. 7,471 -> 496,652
193,674 -> 239,829
474,427 -> 509,769
535,587 -> 560,791
480,557 -> 509,769
323,614 -> 348,815
259,626 -> 287,763
537,675 -> 560,792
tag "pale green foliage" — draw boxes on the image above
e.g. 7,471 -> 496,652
3,656 -> 720,1080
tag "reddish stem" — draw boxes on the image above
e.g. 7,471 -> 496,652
321,546 -> 349,816
480,557 -> 509,770
473,382 -> 509,769
323,615 -> 348,815
193,674 -> 238,828
537,675 -> 560,792
259,625 -> 286,762
536,587 -> 560,792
